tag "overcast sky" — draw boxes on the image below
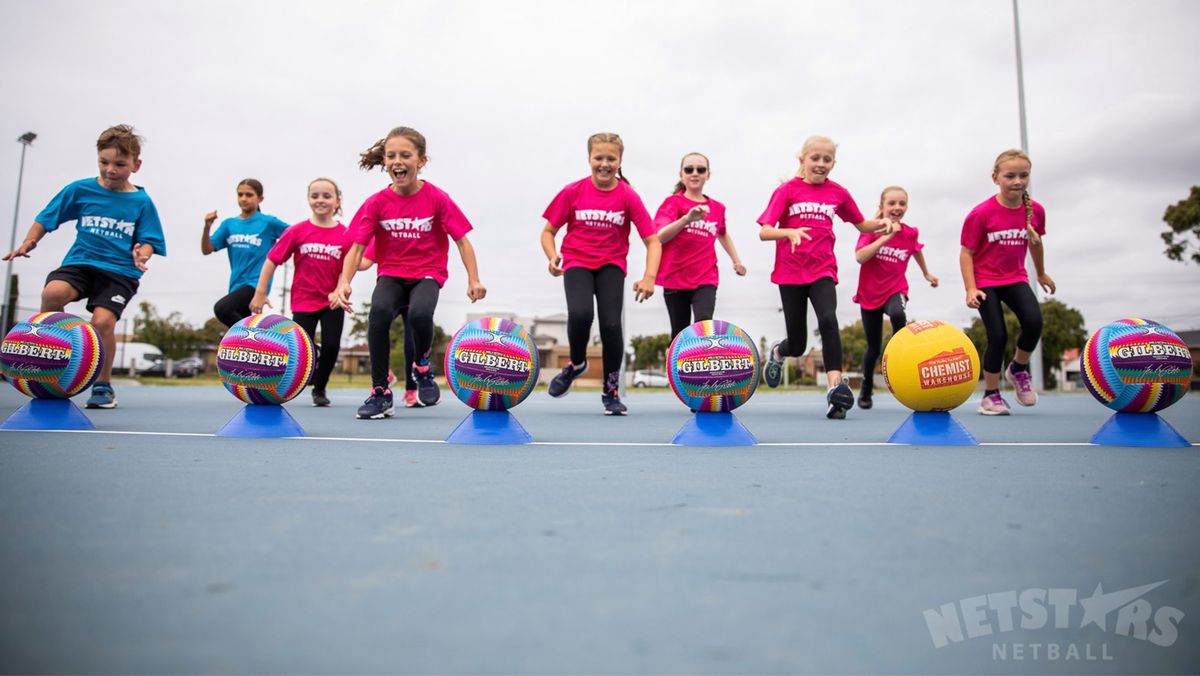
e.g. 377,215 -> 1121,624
2,0 -> 1198,350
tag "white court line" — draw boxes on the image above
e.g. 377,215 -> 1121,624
1,428 -> 1195,447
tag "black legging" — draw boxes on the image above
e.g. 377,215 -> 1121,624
977,282 -> 1042,373
664,285 -> 717,339
777,277 -> 842,372
292,307 -> 344,392
368,276 -> 440,388
214,285 -> 256,328
564,265 -> 625,380
861,292 -> 907,391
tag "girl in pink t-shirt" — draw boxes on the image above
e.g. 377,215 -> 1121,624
539,132 -> 661,416
654,152 -> 746,338
331,126 -> 487,420
250,178 -> 350,407
852,186 -> 939,410
757,135 -> 899,419
960,149 -> 1055,416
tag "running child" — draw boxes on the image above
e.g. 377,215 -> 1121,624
852,186 -> 938,409
2,124 -> 167,409
757,135 -> 899,419
331,126 -> 486,420
960,149 -> 1055,415
249,178 -> 348,408
540,132 -> 660,415
202,179 -> 290,328
654,152 -> 746,338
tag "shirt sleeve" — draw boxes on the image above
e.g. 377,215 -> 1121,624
266,224 -> 299,265
268,216 -> 291,242
960,208 -> 984,250
654,196 -> 680,230
756,184 -> 790,226
209,219 -> 231,251
134,194 -> 168,256
348,197 -> 379,245
541,184 -> 575,229
835,189 -> 865,226
911,227 -> 925,252
854,231 -> 877,251
437,191 -> 473,242
1033,202 -> 1047,236
626,188 -> 656,240
34,183 -> 80,233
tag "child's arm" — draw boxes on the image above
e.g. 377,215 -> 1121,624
249,260 -> 278,314
633,234 -> 661,302
913,250 -> 939,287
1028,237 -> 1055,294
332,243 -> 365,312
854,231 -> 895,264
201,211 -> 217,255
717,231 -> 747,276
540,222 -> 564,276
3,223 -> 48,261
132,243 -> 155,272
960,246 -> 985,309
758,223 -> 811,252
853,218 -> 900,235
657,205 -> 708,244
454,235 -> 486,302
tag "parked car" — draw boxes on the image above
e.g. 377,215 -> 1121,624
632,370 -> 669,387
112,342 -> 164,374
139,356 -> 201,378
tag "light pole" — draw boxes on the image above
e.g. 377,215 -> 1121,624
1011,0 -> 1044,390
3,131 -> 37,333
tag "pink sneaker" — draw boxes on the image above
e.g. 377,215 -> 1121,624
978,392 -> 1011,416
404,389 -> 422,408
1005,364 -> 1038,406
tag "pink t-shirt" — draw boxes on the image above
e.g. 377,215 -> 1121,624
348,182 -> 472,286
853,223 -> 924,310
267,220 -> 350,313
960,196 -> 1046,288
654,193 -> 727,290
756,178 -> 865,285
542,178 -> 656,274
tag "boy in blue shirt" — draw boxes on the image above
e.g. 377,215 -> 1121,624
2,124 -> 167,409
201,178 -> 290,327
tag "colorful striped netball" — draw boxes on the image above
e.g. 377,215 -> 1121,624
0,312 -> 103,398
1082,318 -> 1191,413
217,314 -> 314,405
668,320 -> 760,412
444,317 -> 539,411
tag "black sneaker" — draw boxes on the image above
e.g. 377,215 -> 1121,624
548,361 -> 587,398
356,387 -> 394,419
602,391 -> 627,416
826,382 -> 854,419
857,387 -> 873,410
762,342 -> 784,388
312,389 -> 331,407
414,364 -> 440,406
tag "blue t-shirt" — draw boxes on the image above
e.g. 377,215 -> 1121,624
210,212 -> 290,293
36,178 -> 168,280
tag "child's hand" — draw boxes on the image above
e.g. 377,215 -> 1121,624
785,228 -> 812,252
2,240 -> 36,261
685,205 -> 710,223
132,243 -> 153,271
880,219 -> 901,236
1026,225 -> 1041,246
966,288 -> 986,309
466,281 -> 487,303
925,272 -> 939,288
732,261 -> 747,276
330,283 -> 353,312
204,210 -> 218,228
547,255 -> 564,277
250,292 -> 272,314
1038,273 -> 1056,295
633,277 -> 655,302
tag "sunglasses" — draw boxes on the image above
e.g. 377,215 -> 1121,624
682,165 -> 708,175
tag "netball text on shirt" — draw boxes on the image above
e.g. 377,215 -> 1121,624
298,242 -> 344,261
787,202 -> 836,220
80,215 -> 135,239
986,228 -> 1029,246
226,233 -> 263,248
575,210 -> 626,229
380,217 -> 433,239
876,245 -> 910,264
685,220 -> 719,237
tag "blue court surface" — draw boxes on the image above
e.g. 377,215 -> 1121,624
1,383 -> 1198,674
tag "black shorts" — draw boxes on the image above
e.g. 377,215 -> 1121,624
46,265 -> 140,319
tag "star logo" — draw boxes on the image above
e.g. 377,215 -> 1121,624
704,336 -> 725,350
1143,326 -> 1162,336
242,329 -> 265,343
482,331 -> 506,345
23,325 -> 44,338
1079,580 -> 1168,631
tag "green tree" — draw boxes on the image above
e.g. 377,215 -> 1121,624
198,317 -> 227,344
1161,185 -> 1200,264
134,302 -> 205,360
837,319 -> 896,375
630,333 -> 671,370
349,303 -> 448,369
964,298 -> 1087,389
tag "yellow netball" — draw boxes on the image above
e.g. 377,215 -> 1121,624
882,320 -> 981,412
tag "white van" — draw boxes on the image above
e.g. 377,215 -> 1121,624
112,341 -> 164,374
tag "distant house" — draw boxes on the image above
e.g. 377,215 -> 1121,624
1177,329 -> 1200,391
1056,348 -> 1082,391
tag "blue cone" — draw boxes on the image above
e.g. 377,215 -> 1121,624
672,411 -> 757,446
888,411 -> 978,446
1090,412 -> 1191,448
446,410 -> 532,445
1,398 -> 95,430
217,404 -> 306,438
